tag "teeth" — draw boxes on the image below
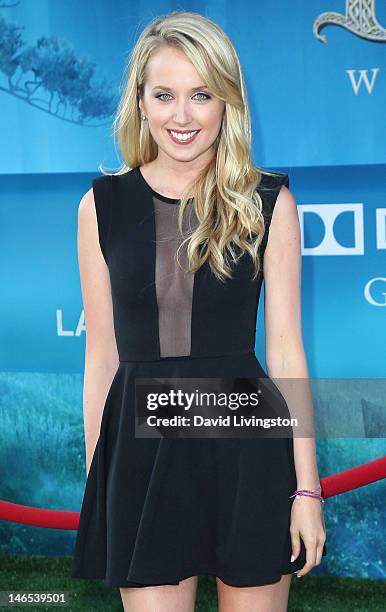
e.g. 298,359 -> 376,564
170,130 -> 198,141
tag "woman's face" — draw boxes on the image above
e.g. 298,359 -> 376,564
139,45 -> 225,165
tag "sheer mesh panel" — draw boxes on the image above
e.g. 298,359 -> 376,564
153,197 -> 199,357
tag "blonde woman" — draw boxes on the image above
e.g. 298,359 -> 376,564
72,10 -> 327,612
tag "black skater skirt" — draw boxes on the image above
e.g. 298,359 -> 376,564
71,351 -> 327,588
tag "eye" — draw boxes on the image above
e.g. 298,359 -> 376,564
193,92 -> 211,101
155,92 -> 211,102
156,93 -> 173,102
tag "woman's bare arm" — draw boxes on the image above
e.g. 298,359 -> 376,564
77,187 -> 119,476
263,185 -> 320,490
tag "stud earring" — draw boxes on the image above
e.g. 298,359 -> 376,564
142,115 -> 147,120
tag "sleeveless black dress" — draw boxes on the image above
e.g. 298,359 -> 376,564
71,166 -> 327,588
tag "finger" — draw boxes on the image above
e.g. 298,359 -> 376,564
290,529 -> 301,563
315,538 -> 325,566
296,539 -> 317,577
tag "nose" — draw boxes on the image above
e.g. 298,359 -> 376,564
172,100 -> 192,124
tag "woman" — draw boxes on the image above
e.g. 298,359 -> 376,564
72,10 -> 327,612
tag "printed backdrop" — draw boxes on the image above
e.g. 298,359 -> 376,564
0,0 -> 385,581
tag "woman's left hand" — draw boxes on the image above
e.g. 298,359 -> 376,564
289,495 -> 326,577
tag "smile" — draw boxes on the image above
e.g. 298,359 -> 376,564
166,129 -> 200,145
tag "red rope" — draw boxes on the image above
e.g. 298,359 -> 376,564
320,455 -> 386,497
0,456 -> 385,530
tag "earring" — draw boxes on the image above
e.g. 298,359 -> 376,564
142,115 -> 147,120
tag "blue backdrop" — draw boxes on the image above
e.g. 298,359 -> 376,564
0,0 -> 385,582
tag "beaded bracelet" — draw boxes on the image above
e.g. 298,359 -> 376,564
289,486 -> 325,504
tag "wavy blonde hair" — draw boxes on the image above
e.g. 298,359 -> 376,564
103,10 -> 275,283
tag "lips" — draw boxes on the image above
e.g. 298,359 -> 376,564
166,129 -> 200,145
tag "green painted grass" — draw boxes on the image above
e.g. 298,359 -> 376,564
1,555 -> 385,611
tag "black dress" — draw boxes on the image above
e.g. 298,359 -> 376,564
71,166 -> 327,588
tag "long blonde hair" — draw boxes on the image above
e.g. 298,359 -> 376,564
103,10 -> 274,283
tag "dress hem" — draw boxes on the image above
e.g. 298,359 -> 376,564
71,566 -> 302,589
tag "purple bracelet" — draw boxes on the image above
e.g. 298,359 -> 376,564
289,487 -> 325,504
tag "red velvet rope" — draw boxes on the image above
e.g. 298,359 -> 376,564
0,456 -> 385,530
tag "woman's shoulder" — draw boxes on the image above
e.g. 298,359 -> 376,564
91,166 -> 138,189
256,168 -> 290,192
255,168 -> 291,233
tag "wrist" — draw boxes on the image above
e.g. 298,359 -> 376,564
291,483 -> 325,504
296,482 -> 322,492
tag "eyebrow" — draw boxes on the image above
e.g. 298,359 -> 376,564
152,85 -> 208,91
